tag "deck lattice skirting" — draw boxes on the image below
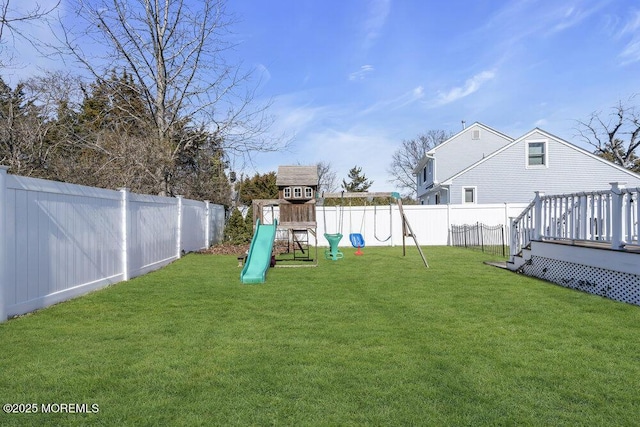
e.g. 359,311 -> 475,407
509,183 -> 640,305
521,255 -> 640,305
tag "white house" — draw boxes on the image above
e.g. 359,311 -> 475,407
414,122 -> 640,204
414,122 -> 513,204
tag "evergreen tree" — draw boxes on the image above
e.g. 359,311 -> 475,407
237,172 -> 278,205
244,205 -> 254,230
224,208 -> 252,244
342,166 -> 373,192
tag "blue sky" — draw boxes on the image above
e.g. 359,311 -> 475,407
6,0 -> 640,193
228,0 -> 640,191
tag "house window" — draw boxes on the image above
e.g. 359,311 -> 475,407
472,129 -> 481,140
283,187 -> 291,198
435,194 -> 440,205
527,140 -> 547,167
293,187 -> 302,198
423,166 -> 427,183
304,187 -> 313,198
463,187 -> 476,204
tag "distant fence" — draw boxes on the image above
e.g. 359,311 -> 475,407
450,222 -> 506,257
257,202 -> 529,248
0,167 -> 225,321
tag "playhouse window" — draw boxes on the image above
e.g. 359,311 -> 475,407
284,187 -> 291,198
305,187 -> 313,198
293,187 -> 302,198
527,140 -> 547,167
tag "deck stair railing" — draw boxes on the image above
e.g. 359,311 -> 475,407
510,182 -> 639,258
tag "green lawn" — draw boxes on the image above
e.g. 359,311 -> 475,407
1,246 -> 639,426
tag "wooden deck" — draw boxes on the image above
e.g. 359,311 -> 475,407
540,238 -> 640,254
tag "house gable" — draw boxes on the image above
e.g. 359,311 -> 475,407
443,128 -> 640,204
415,122 -> 513,203
425,122 -> 513,183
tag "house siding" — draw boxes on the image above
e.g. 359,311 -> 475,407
449,131 -> 640,204
433,124 -> 512,183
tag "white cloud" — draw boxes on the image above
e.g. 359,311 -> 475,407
348,65 -> 375,81
360,85 -> 424,115
254,63 -> 272,84
534,118 -> 548,128
618,9 -> 640,35
362,0 -> 391,49
434,70 -> 496,106
619,39 -> 640,65
617,9 -> 640,65
548,3 -> 604,34
269,94 -> 331,138
302,127 -> 397,191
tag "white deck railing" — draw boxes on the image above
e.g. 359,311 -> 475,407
510,182 -> 640,257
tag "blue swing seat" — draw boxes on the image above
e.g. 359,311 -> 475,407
349,233 -> 365,248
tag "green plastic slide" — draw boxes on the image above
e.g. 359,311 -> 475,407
241,219 -> 278,284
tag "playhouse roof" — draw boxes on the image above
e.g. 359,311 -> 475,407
276,165 -> 319,186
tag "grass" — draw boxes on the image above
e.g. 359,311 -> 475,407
1,246 -> 639,426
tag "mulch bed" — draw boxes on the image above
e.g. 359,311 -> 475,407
199,241 -> 291,256
200,243 -> 250,255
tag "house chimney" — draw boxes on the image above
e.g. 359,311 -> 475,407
461,120 -> 466,129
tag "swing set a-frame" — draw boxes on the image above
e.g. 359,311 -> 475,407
319,191 -> 429,268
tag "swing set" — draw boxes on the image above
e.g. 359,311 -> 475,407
319,191 -> 429,268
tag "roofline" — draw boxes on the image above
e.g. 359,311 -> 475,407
442,127 -> 640,184
412,153 -> 435,174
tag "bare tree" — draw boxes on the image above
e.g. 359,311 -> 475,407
317,160 -> 337,194
52,0 -> 286,195
0,0 -> 59,66
387,129 -> 451,198
575,95 -> 640,172
0,75 -> 65,177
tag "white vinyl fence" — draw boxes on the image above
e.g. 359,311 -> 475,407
0,167 -> 225,321
260,202 -> 529,248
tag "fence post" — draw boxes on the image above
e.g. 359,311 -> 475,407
509,217 -> 516,257
120,188 -> 130,281
610,182 -> 626,249
533,191 -> 544,241
446,203 -> 452,246
176,195 -> 183,259
0,166 -> 8,322
204,200 -> 210,249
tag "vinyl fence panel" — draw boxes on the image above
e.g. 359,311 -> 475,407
127,192 -> 180,278
265,202 -> 529,248
0,169 -> 225,321
4,174 -> 124,318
